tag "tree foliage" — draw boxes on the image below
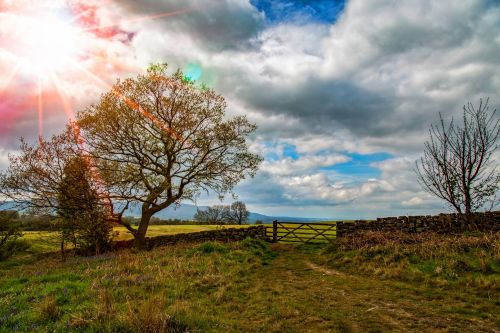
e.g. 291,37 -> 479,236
0,219 -> 29,261
0,128 -> 81,213
57,156 -> 113,255
0,129 -> 115,256
77,64 -> 262,246
415,98 -> 499,216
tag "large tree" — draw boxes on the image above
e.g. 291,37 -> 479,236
77,64 -> 262,247
415,98 -> 499,217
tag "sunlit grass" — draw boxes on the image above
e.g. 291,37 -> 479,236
1,238 -> 498,332
19,225 -> 252,254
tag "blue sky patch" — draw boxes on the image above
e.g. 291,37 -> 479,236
282,143 -> 300,160
251,0 -> 346,24
322,152 -> 392,178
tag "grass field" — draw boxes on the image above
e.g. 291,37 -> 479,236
1,231 -> 499,332
2,225 -> 499,332
18,225 -> 251,254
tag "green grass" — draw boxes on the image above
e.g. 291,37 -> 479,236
114,224 -> 249,241
319,231 -> 500,294
18,225 -> 250,254
1,233 -> 499,332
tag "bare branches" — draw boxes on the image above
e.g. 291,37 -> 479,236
416,98 -> 500,215
194,201 -> 249,225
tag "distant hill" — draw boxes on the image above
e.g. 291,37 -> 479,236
125,203 -> 326,224
1,201 -> 328,224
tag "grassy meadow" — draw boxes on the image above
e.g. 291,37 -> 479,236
17,225 -> 251,255
1,228 -> 499,332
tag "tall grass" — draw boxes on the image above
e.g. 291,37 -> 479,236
323,231 -> 500,291
0,239 -> 274,332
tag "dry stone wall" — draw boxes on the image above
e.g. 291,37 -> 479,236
113,225 -> 268,250
335,211 -> 500,237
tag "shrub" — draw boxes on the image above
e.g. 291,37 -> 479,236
0,220 -> 29,261
57,156 -> 113,256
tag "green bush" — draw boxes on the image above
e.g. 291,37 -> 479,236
0,221 -> 30,261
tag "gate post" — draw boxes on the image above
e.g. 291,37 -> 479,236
273,220 -> 278,243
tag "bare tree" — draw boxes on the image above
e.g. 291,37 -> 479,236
415,98 -> 500,218
194,205 -> 230,224
77,64 -> 262,247
225,201 -> 250,224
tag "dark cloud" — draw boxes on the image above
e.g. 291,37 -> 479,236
119,0 -> 264,51
236,77 -> 400,137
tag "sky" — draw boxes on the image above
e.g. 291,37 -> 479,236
0,0 -> 499,219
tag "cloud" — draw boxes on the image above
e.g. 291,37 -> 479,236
1,0 -> 498,218
119,0 -> 264,51
261,154 -> 350,176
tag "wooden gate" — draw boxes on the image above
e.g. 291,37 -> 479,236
266,221 -> 336,243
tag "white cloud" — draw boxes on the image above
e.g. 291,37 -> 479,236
261,154 -> 349,176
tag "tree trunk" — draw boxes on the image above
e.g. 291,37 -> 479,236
134,210 -> 153,249
60,239 -> 66,262
464,189 -> 473,229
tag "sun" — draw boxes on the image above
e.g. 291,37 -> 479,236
3,12 -> 82,76
0,0 -> 197,137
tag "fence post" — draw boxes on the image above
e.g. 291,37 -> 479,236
273,220 -> 278,243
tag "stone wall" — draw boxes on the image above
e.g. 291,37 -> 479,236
113,225 -> 268,250
336,211 -> 500,237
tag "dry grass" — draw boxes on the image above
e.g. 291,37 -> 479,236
330,231 -> 499,256
37,295 -> 61,322
323,231 -> 500,291
1,236 -> 498,332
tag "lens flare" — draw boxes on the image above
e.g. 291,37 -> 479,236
0,0 -> 199,138
184,63 -> 203,81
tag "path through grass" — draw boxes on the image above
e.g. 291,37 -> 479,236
1,239 -> 498,332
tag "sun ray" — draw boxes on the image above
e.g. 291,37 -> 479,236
79,7 -> 198,35
36,77 -> 44,138
0,1 -> 200,140
49,73 -> 75,120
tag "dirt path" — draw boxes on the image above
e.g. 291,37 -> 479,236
233,244 -> 499,333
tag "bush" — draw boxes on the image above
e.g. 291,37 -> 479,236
18,214 -> 55,231
0,221 -> 30,261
